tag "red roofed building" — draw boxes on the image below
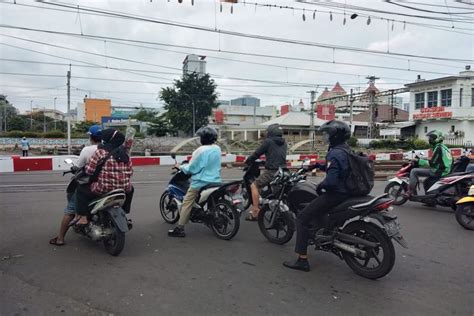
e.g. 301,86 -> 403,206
331,82 -> 346,96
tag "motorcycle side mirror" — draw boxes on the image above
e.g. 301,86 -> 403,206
64,158 -> 74,164
170,153 -> 176,159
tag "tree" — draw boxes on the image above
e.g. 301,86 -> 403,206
0,95 -> 19,132
73,120 -> 97,134
160,73 -> 218,135
7,116 -> 28,131
148,113 -> 174,137
132,109 -> 158,122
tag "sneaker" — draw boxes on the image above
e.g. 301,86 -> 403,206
283,258 -> 310,272
168,226 -> 185,238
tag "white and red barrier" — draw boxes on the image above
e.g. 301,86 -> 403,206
0,149 -> 465,173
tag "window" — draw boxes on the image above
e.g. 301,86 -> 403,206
415,93 -> 425,109
427,91 -> 438,108
424,126 -> 428,133
472,88 -> 474,107
451,125 -> 455,132
441,89 -> 452,107
460,88 -> 463,107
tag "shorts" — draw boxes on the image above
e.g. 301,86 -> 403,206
64,192 -> 76,215
255,169 -> 277,190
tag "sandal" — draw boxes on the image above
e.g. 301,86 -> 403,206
49,237 -> 65,246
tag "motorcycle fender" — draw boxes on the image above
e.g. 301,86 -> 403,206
456,197 -> 474,205
392,233 -> 409,249
362,214 -> 409,249
388,177 -> 405,185
106,207 -> 129,233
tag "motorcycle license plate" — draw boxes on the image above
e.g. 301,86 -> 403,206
384,220 -> 401,237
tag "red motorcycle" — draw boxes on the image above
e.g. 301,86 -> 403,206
384,156 -> 472,209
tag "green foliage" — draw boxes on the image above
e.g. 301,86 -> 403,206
347,137 -> 358,147
73,120 -> 97,134
160,73 -> 218,135
7,116 -> 28,131
135,132 -> 145,139
132,109 -> 158,122
3,131 -> 39,138
369,138 -> 431,150
43,131 -> 66,138
147,113 -> 174,137
412,138 -> 429,150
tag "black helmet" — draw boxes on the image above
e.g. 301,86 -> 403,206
196,126 -> 218,145
266,124 -> 283,137
319,120 -> 351,146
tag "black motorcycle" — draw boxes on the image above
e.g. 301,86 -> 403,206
159,154 -> 242,240
64,159 -> 130,256
258,167 -> 408,279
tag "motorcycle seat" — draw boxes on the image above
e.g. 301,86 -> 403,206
331,196 -> 375,213
350,194 -> 390,211
199,183 -> 222,193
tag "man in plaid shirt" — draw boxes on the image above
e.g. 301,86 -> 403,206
75,128 -> 134,226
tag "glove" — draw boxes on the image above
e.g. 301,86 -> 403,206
309,163 -> 324,171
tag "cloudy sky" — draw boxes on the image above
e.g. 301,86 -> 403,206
0,0 -> 472,114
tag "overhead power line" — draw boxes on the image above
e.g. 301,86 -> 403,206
33,1 -> 472,63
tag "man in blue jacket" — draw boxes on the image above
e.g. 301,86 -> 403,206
168,126 -> 221,238
284,120 -> 351,272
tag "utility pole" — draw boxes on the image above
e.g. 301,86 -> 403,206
43,106 -> 46,133
349,88 -> 355,135
54,97 -> 57,130
3,101 -> 6,132
390,89 -> 395,123
366,76 -> 379,139
307,89 -> 317,150
192,99 -> 196,135
67,66 -> 71,155
30,100 -> 33,130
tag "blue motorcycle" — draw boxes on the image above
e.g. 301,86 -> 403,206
159,154 -> 242,240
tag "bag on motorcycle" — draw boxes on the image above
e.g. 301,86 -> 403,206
340,148 -> 374,196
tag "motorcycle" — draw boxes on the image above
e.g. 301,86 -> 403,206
63,159 -> 130,256
455,184 -> 474,230
159,154 -> 242,240
384,155 -> 472,209
258,167 -> 407,280
241,159 -> 272,211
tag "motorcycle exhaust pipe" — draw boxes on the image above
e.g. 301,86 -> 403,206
333,240 -> 368,259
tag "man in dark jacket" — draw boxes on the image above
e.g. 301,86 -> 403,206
245,124 -> 287,220
284,120 -> 351,272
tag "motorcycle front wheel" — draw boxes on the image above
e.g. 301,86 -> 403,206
257,204 -> 295,245
210,200 -> 240,240
341,221 -> 396,280
455,203 -> 474,230
160,192 -> 180,224
103,214 -> 125,256
384,182 -> 408,206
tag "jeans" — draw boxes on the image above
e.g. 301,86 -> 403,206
295,193 -> 346,255
409,168 -> 437,192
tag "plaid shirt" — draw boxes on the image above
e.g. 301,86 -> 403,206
85,148 -> 133,194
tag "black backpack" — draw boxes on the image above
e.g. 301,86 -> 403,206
337,148 -> 375,196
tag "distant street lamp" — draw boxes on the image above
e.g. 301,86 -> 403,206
54,97 -> 57,130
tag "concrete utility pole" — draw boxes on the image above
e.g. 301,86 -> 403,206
54,97 -> 57,130
67,66 -> 71,155
307,89 -> 317,150
30,100 -> 33,130
366,76 -> 379,139
349,88 -> 355,135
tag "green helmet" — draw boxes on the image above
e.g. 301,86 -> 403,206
426,130 -> 444,146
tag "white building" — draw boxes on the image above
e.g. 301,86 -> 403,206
405,67 -> 474,145
183,54 -> 206,76
76,102 -> 85,122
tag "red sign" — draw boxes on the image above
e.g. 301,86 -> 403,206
281,104 -> 290,116
413,106 -> 452,120
317,104 -> 335,120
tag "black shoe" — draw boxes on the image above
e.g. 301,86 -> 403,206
283,258 -> 310,272
168,226 -> 185,238
127,219 -> 133,230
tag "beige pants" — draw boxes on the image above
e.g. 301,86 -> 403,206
178,188 -> 200,226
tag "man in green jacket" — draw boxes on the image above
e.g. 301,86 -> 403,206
408,130 -> 453,195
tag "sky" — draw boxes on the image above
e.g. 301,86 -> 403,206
0,0 -> 473,114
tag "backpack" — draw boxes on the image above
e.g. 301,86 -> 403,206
338,148 -> 375,196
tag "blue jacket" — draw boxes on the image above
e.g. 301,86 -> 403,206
181,144 -> 222,189
319,144 -> 351,194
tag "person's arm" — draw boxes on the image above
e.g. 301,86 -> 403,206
85,150 -> 101,175
76,147 -> 91,168
245,140 -> 269,165
319,158 -> 341,190
430,146 -> 448,176
180,151 -> 205,175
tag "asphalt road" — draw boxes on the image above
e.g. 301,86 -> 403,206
0,167 -> 473,316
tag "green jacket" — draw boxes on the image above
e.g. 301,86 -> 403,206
419,143 -> 453,177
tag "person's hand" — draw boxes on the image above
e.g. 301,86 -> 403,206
174,163 -> 180,170
70,166 -> 80,174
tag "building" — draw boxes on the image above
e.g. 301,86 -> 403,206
230,96 -> 260,107
84,98 -> 112,123
26,108 -> 64,121
76,102 -> 85,122
352,104 -> 409,123
383,96 -> 405,110
212,104 -> 275,127
111,106 -> 157,118
183,54 -> 206,76
405,67 -> 474,145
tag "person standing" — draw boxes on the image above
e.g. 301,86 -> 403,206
20,137 -> 30,157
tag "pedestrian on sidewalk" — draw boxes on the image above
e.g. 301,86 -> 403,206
20,137 -> 30,157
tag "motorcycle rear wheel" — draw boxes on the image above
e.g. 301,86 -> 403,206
103,215 -> 125,256
384,182 -> 408,206
455,203 -> 474,230
341,221 -> 395,280
210,200 -> 240,240
160,192 -> 180,224
257,204 -> 295,245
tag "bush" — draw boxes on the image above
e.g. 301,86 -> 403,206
135,132 -> 145,139
347,137 -> 358,147
42,131 -> 65,138
2,131 -> 40,138
412,138 -> 429,150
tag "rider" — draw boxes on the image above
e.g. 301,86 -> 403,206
49,125 -> 102,246
75,128 -> 134,226
168,126 -> 222,238
283,120 -> 352,272
408,130 -> 453,196
244,123 -> 287,221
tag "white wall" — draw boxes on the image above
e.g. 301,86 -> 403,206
415,120 -> 474,144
